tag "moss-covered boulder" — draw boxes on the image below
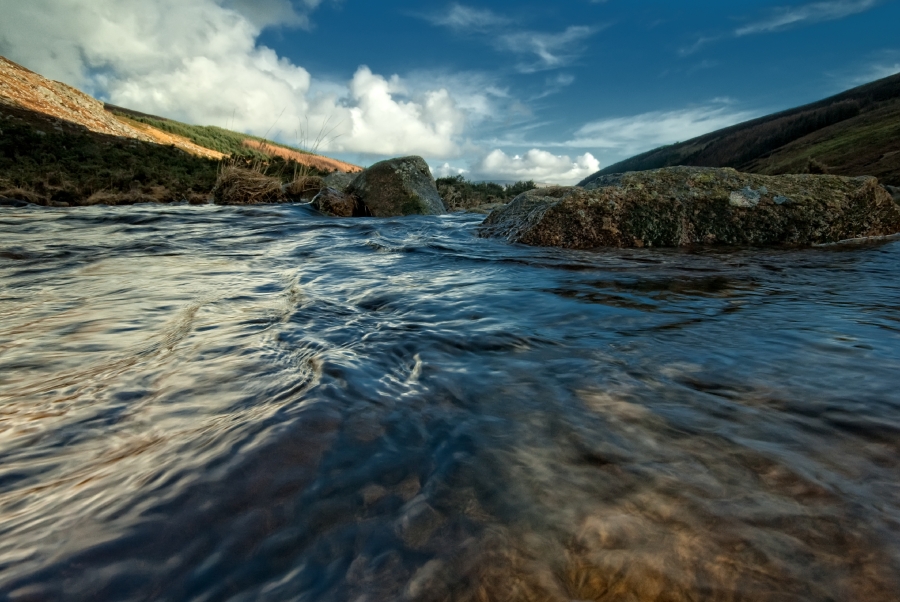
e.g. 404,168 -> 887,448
347,156 -> 446,217
480,167 -> 900,248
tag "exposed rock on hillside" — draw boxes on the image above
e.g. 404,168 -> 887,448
347,156 -> 446,217
0,57 -> 223,160
0,57 -> 151,141
482,167 -> 900,248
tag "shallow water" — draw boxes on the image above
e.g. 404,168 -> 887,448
1,203 -> 899,601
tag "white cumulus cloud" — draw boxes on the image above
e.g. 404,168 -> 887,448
471,149 -> 599,184
0,0 -> 486,159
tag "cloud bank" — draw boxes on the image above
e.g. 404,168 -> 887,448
470,149 -> 599,184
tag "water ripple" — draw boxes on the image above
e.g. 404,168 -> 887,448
1,203 -> 899,601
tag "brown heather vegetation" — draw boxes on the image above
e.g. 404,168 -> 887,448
242,139 -> 361,174
213,166 -> 287,205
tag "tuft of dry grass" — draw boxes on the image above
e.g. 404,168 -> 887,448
213,165 -> 286,205
0,187 -> 48,205
285,175 -> 324,199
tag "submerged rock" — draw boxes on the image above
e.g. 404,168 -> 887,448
481,167 -> 900,248
347,156 -> 446,217
0,196 -> 30,207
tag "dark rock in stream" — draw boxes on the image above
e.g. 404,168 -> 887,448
481,166 -> 900,248
0,196 -> 30,207
311,187 -> 369,217
347,156 -> 446,217
887,185 -> 900,205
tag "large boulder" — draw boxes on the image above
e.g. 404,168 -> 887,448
347,156 -> 446,217
481,167 -> 900,248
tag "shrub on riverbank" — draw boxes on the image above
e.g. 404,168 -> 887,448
435,175 -> 536,211
213,166 -> 286,205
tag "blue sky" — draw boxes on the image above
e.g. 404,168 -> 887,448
1,0 -> 898,182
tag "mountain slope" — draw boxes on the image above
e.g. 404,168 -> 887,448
0,56 -> 363,206
0,56 -> 359,172
581,72 -> 900,187
0,56 -> 224,160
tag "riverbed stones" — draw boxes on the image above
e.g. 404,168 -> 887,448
347,156 -> 446,217
480,166 -> 900,248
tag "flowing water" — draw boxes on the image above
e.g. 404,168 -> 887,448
1,203 -> 899,602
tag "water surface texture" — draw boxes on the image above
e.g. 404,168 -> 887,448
1,204 -> 899,601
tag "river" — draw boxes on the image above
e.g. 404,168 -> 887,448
1,203 -> 899,601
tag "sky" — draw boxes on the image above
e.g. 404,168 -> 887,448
1,0 -> 898,184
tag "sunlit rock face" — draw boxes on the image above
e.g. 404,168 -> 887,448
481,167 -> 900,248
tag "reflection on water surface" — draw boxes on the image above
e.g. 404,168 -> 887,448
1,203 -> 899,601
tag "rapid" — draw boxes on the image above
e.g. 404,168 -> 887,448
1,203 -> 899,601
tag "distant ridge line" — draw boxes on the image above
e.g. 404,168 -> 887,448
581,71 -> 900,187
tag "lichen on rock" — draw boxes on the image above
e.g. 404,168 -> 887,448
729,187 -> 762,208
480,166 -> 900,248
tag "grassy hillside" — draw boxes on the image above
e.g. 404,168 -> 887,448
107,104 -> 311,160
584,72 -> 900,187
0,105 -> 327,206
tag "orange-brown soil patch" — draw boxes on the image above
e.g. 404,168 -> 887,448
242,140 -> 362,173
117,117 -> 225,160
0,56 -> 152,141
0,56 -> 224,161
